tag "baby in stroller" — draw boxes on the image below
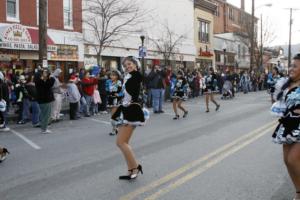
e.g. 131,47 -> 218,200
221,80 -> 233,99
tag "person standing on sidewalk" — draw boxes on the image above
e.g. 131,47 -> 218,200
35,69 -> 55,134
51,69 -> 63,122
81,72 -> 97,117
66,75 -> 81,120
272,53 -> 300,200
26,75 -> 40,127
148,65 -> 166,113
0,71 -> 10,132
98,69 -> 108,114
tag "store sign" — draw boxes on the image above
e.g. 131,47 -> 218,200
0,24 -> 57,52
0,42 -> 57,52
49,45 -> 78,61
1,24 -> 32,43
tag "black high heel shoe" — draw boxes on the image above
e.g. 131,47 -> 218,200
119,165 -> 143,180
183,111 -> 188,118
0,148 -> 10,163
173,115 -> 179,120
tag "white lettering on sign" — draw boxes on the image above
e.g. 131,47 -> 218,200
0,42 -> 57,52
2,24 -> 32,43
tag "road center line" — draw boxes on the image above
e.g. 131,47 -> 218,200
10,129 -> 41,150
88,118 -> 111,125
144,125 -> 275,200
119,121 -> 276,200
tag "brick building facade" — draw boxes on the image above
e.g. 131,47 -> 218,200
0,0 -> 84,80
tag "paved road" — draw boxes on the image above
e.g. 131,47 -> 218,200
0,91 -> 294,200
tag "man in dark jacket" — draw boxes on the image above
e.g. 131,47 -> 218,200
0,72 -> 10,132
147,65 -> 166,113
35,69 -> 55,134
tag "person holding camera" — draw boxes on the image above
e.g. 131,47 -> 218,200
35,69 -> 55,134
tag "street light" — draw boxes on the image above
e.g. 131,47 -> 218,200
222,41 -> 227,72
284,8 -> 300,67
140,35 -> 145,78
250,2 -> 272,72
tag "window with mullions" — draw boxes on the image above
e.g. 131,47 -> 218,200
229,7 -> 234,21
7,0 -> 19,21
198,20 -> 210,43
64,0 -> 73,29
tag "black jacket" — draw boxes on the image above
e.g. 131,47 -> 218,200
35,77 -> 55,104
0,80 -> 9,103
147,70 -> 166,89
26,83 -> 38,101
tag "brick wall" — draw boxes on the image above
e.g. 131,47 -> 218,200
20,0 -> 36,27
0,0 -> 82,33
0,1 -> 6,22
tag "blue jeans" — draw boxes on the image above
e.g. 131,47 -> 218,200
22,98 -> 31,121
31,101 -> 40,125
83,95 -> 92,115
151,89 -> 165,112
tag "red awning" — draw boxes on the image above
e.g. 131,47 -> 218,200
27,28 -> 55,45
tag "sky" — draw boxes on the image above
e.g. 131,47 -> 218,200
226,0 -> 300,46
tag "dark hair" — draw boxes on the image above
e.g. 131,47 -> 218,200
293,53 -> 300,60
273,67 -> 279,74
122,56 -> 140,69
110,70 -> 121,79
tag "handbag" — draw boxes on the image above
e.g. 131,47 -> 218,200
0,99 -> 6,112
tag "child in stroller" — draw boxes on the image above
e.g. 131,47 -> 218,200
221,80 -> 233,99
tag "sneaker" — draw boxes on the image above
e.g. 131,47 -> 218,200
33,123 -> 41,128
0,127 -> 10,132
216,105 -> 220,111
41,129 -> 52,134
158,110 -> 165,113
17,120 -> 26,125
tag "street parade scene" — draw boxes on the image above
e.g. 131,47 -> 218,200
0,0 -> 300,199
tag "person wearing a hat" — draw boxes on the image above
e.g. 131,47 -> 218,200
66,75 -> 81,120
51,68 -> 63,122
106,70 -> 123,135
35,68 -> 55,134
15,75 -> 29,124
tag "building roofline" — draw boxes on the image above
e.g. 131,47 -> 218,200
194,0 -> 217,14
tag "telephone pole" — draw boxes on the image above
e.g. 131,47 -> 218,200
250,0 -> 255,72
39,0 -> 48,68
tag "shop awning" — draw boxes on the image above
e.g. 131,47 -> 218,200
26,28 -> 55,45
0,24 -> 57,52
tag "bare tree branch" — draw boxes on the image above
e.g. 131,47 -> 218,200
82,0 -> 146,65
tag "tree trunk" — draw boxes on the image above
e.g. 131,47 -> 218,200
97,53 -> 102,67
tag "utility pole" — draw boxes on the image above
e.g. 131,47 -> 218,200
285,8 -> 300,67
288,8 -> 293,68
250,0 -> 255,72
39,0 -> 48,68
260,14 -> 263,72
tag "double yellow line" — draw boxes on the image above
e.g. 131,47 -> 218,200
120,121 -> 277,200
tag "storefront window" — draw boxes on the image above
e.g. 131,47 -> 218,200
64,0 -> 73,29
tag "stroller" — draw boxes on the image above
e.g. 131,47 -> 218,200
221,80 -> 233,100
